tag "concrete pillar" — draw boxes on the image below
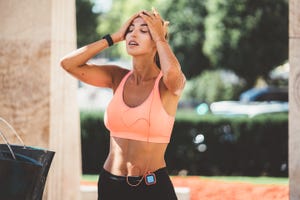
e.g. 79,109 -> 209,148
0,1 -> 81,200
289,0 -> 300,199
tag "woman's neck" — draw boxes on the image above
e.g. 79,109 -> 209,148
131,57 -> 160,82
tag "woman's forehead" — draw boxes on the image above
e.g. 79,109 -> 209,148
131,17 -> 147,26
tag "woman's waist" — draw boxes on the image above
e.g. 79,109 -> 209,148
100,166 -> 168,182
109,130 -> 172,143
110,136 -> 168,158
103,151 -> 166,176
104,137 -> 168,176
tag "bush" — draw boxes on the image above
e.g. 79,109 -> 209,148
182,70 -> 245,103
80,111 -> 110,174
167,112 -> 288,177
80,110 -> 288,177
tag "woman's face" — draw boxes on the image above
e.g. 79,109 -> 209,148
125,17 -> 156,57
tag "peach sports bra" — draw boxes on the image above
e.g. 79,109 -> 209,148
104,71 -> 175,143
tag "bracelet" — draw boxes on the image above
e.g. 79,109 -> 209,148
102,34 -> 114,46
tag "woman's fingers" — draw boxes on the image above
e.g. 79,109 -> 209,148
139,10 -> 168,42
139,10 -> 153,19
152,7 -> 161,18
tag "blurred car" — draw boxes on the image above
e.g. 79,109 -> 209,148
239,87 -> 288,102
209,87 -> 288,117
210,101 -> 288,117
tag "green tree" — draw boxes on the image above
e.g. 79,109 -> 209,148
76,0 -> 288,86
76,0 -> 100,48
161,0 -> 210,79
203,0 -> 288,87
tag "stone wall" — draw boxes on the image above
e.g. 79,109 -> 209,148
289,0 -> 300,199
0,1 -> 81,199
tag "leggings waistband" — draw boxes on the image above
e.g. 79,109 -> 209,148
100,167 -> 168,182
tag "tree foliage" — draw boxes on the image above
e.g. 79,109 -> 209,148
76,0 -> 288,88
76,0 -> 100,48
182,70 -> 245,103
161,0 -> 210,79
203,0 -> 288,87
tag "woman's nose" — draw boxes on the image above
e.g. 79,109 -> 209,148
130,29 -> 138,37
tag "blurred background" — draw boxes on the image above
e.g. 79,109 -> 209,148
76,0 -> 289,178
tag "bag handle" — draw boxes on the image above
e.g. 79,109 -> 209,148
0,117 -> 27,160
0,130 -> 17,159
0,117 -> 25,146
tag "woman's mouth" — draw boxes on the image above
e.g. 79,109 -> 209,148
128,40 -> 139,46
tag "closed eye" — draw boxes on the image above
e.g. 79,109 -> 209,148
140,24 -> 149,33
126,24 -> 134,33
127,26 -> 134,33
127,24 -> 149,34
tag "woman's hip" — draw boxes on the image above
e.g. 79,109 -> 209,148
97,167 -> 177,200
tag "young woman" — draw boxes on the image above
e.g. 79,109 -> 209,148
60,8 -> 185,200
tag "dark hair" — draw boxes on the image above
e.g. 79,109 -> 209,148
154,53 -> 161,69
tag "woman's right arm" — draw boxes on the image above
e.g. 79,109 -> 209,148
60,37 -> 122,89
60,13 -> 139,89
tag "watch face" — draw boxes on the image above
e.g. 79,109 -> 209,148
145,173 -> 156,185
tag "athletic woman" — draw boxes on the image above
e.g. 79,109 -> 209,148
60,8 -> 185,200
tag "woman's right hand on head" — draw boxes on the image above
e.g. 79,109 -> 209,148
112,13 -> 139,43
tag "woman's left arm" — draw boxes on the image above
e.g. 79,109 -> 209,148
155,40 -> 186,96
140,9 -> 186,96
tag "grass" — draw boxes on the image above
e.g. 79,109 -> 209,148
82,174 -> 288,185
82,174 -> 99,182
200,176 -> 288,185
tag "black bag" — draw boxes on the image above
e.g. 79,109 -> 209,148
0,117 -> 55,200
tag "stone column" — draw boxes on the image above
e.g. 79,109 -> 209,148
289,0 -> 300,199
0,1 -> 81,200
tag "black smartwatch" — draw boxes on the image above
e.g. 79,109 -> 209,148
102,34 -> 114,46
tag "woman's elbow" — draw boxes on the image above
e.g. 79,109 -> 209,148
167,72 -> 186,96
60,57 -> 68,70
60,57 -> 75,72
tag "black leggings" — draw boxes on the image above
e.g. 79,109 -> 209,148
98,167 -> 178,200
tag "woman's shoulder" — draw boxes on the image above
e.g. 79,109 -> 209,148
109,66 -> 131,91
